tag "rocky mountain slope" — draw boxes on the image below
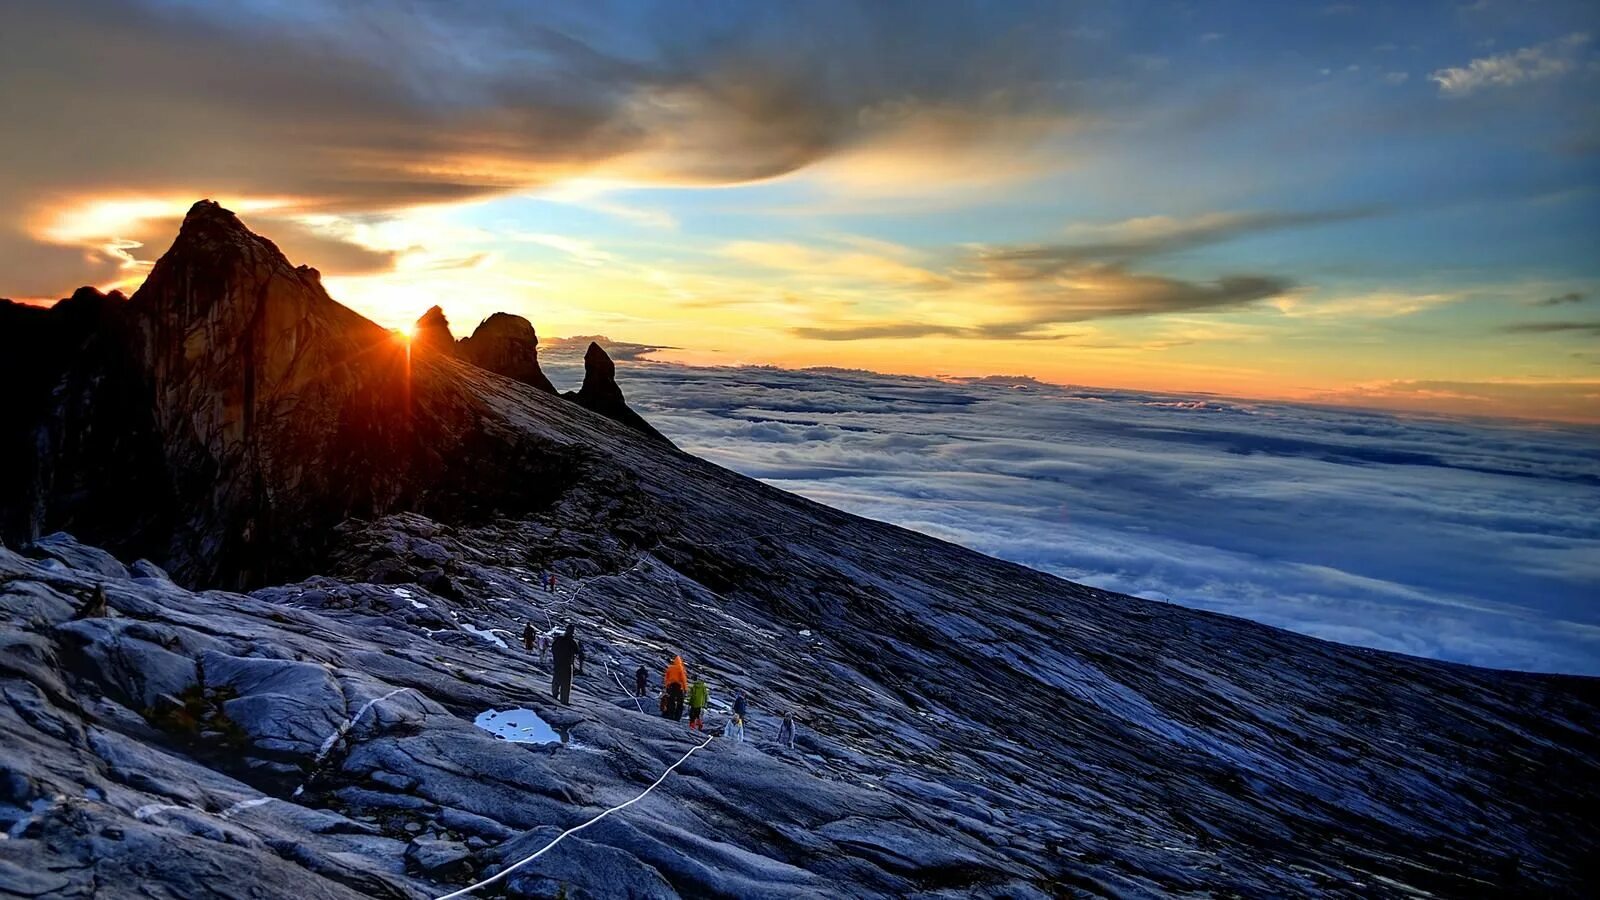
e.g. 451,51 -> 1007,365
1,203 -> 1597,898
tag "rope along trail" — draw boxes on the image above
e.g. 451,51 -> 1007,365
427,525 -> 810,896
432,734 -> 714,900
605,657 -> 647,714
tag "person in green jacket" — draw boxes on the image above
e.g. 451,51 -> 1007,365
688,677 -> 710,731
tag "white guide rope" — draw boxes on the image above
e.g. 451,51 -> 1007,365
432,734 -> 714,899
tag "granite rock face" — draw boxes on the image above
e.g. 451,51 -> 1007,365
0,202 -> 649,589
458,313 -> 556,394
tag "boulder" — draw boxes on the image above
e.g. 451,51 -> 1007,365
406,838 -> 472,876
24,533 -> 129,579
201,651 -> 347,758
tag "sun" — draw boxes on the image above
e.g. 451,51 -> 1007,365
392,323 -> 415,344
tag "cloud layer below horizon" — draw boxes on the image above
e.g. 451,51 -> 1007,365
542,352 -> 1600,675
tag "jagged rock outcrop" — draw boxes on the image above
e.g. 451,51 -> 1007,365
565,342 -> 672,445
0,287 -> 169,565
0,201 -> 622,588
412,304 -> 456,355
457,312 -> 556,394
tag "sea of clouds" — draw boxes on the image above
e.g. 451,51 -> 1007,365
543,350 -> 1600,675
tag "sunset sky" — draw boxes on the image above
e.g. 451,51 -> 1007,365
4,0 -> 1598,421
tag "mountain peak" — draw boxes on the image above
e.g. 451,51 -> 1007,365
170,199 -> 275,258
413,304 -> 456,353
581,341 -> 617,394
568,340 -> 672,445
458,312 -> 556,393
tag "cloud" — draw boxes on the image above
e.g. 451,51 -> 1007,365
761,209 -> 1343,340
7,200 -> 403,297
1313,377 -> 1600,422
792,265 -> 1292,341
1271,290 -> 1460,319
538,357 -> 1600,674
516,234 -> 614,266
793,322 -> 971,341
1430,33 -> 1592,96
0,0 -> 1084,297
723,241 -> 950,289
1533,291 -> 1589,306
1008,268 -> 1293,319
543,335 -> 675,361
970,208 -> 1375,278
1502,321 -> 1600,335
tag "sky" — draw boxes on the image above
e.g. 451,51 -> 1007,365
540,348 -> 1600,675
3,0 -> 1599,421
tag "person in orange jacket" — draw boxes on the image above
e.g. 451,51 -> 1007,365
662,655 -> 688,721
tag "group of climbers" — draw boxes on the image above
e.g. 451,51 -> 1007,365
655,655 -> 711,731
521,618 -> 802,747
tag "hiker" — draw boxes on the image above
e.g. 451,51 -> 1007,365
688,676 -> 710,731
550,624 -> 580,705
777,712 -> 796,750
728,690 -> 748,743
547,572 -> 558,594
662,656 -> 688,721
538,631 -> 549,664
522,622 -> 535,653
635,665 -> 648,698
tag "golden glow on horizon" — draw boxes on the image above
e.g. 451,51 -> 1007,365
19,190 -> 1598,424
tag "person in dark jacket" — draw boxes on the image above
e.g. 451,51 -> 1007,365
728,690 -> 749,743
550,624 -> 580,705
635,665 -> 648,697
522,622 -> 535,653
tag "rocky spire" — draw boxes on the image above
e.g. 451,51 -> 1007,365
457,312 -> 556,393
579,341 -> 621,401
412,305 -> 456,354
566,341 -> 672,445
